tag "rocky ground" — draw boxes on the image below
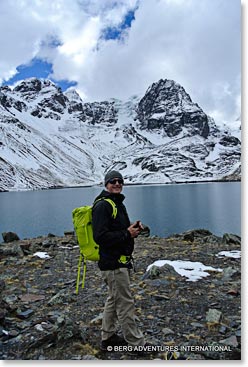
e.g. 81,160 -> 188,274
0,229 -> 241,360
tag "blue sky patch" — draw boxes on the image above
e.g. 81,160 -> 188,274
3,58 -> 77,91
101,9 -> 135,40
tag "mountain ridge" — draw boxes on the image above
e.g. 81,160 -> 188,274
0,77 -> 241,191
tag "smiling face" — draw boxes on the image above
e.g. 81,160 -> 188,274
106,177 -> 124,194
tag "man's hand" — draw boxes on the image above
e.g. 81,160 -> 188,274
128,221 -> 144,238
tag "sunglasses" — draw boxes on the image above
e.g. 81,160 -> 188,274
108,178 -> 124,185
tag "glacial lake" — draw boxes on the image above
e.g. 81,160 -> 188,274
0,182 -> 241,240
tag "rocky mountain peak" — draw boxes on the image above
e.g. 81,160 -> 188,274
13,78 -> 43,93
13,78 -> 63,102
147,78 -> 189,99
137,78 -> 193,115
10,78 -> 68,119
64,89 -> 83,103
136,78 -> 210,138
13,77 -> 55,91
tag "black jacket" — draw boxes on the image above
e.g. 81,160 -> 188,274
92,190 -> 134,270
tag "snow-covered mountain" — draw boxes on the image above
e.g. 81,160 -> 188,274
0,78 -> 241,191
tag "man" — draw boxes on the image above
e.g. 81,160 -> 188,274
92,170 -> 145,352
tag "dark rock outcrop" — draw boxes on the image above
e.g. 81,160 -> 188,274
2,232 -> 20,243
135,79 -> 211,138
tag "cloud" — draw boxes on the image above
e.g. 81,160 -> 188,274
0,0 -> 241,127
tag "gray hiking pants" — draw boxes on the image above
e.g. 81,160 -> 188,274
101,267 -> 145,346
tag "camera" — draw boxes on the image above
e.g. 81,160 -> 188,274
133,220 -> 141,228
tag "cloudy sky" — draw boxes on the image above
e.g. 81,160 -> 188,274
0,0 -> 241,128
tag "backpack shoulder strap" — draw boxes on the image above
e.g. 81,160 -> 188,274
93,197 -> 117,219
103,198 -> 117,219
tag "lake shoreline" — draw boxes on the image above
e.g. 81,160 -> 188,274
1,177 -> 241,193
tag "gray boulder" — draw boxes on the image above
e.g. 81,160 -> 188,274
2,232 -> 20,243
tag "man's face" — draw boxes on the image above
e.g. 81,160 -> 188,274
106,177 -> 124,194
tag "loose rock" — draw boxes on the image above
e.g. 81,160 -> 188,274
2,232 -> 20,243
0,229 -> 241,360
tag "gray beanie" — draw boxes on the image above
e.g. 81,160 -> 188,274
104,170 -> 123,186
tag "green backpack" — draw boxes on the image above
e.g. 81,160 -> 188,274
72,198 -> 117,293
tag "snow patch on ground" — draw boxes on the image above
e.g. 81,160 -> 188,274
147,259 -> 223,282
